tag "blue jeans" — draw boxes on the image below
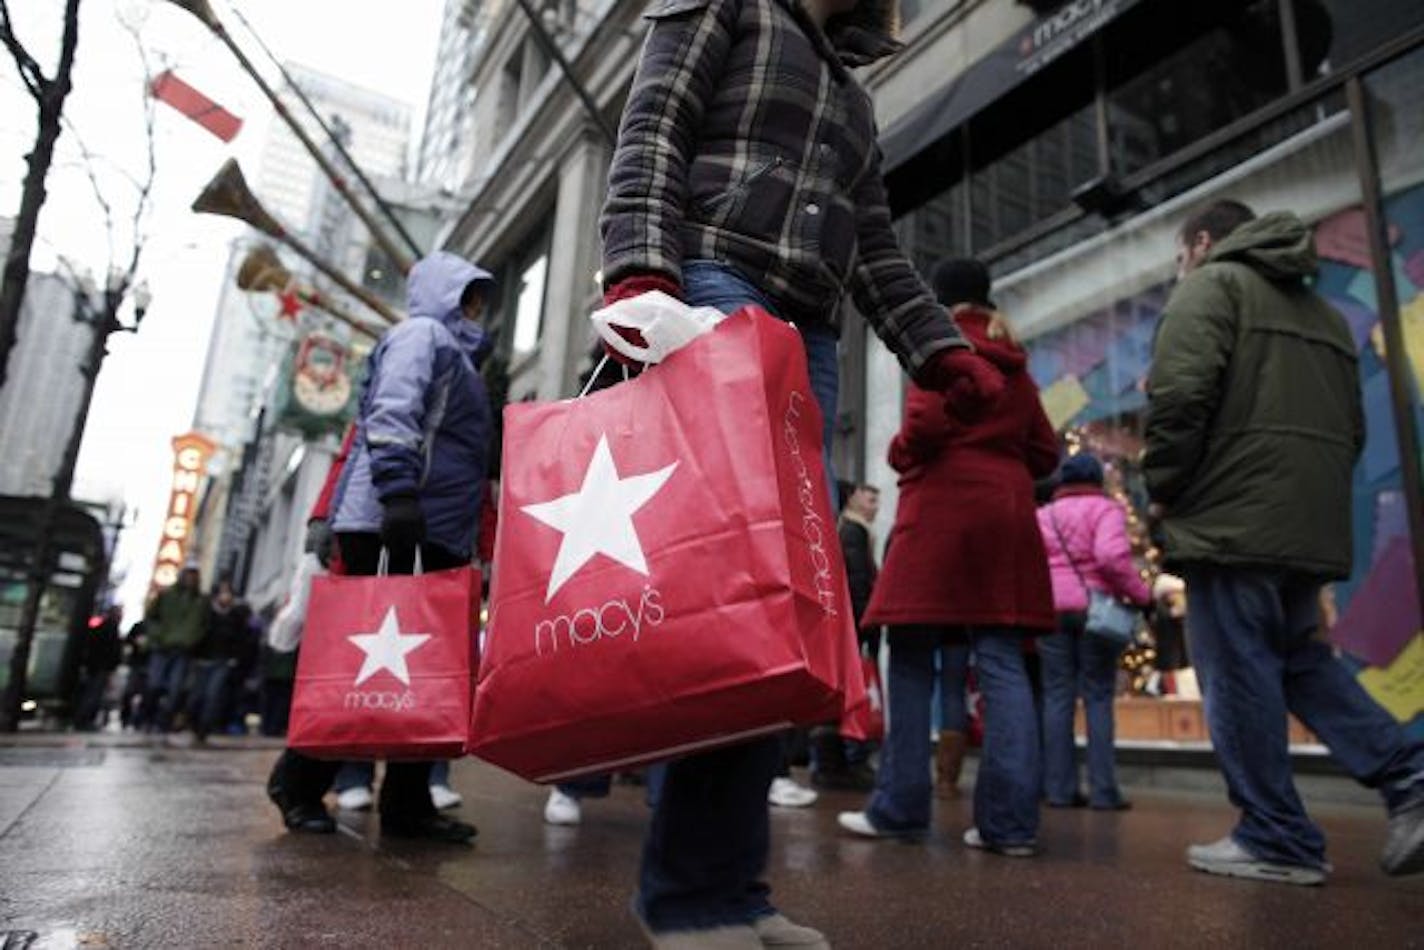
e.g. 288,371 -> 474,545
938,642 -> 970,733
1186,566 -> 1424,867
868,627 -> 1039,845
191,660 -> 232,738
1039,614 -> 1125,807
143,650 -> 190,732
337,760 -> 454,791
637,260 -> 838,933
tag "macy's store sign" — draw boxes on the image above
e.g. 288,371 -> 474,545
150,431 -> 216,589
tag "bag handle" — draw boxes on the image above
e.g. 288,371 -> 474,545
589,290 -> 727,366
376,546 -> 424,577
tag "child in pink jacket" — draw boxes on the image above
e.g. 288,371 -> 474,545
1036,453 -> 1151,810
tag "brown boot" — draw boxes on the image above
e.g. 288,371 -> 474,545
936,731 -> 967,800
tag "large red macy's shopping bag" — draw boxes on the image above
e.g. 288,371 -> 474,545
289,566 -> 479,760
469,307 -> 867,783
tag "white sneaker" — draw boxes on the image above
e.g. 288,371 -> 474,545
336,786 -> 373,812
963,826 -> 1037,857
1187,835 -> 1326,885
544,789 -> 582,826
837,810 -> 926,840
768,777 -> 819,808
429,784 -> 463,810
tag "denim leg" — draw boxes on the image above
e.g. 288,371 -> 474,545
971,628 -> 1041,846
429,760 -> 451,787
1184,568 -> 1326,867
199,663 -> 231,737
1037,624 -> 1081,805
1275,584 -> 1424,812
334,761 -> 375,793
636,263 -> 808,933
638,735 -> 781,931
1080,632 -> 1124,807
938,642 -> 970,733
865,627 -> 938,832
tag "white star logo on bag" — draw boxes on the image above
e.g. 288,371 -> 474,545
348,606 -> 432,687
520,434 -> 678,602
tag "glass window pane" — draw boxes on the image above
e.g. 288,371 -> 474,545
512,254 -> 547,356
1296,0 -> 1424,78
1107,0 -> 1290,176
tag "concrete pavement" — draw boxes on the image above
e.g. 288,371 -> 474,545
1,736 -> 1420,948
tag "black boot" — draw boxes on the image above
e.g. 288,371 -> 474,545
267,753 -> 336,834
381,813 -> 478,843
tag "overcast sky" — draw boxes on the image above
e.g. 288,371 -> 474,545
0,0 -> 443,614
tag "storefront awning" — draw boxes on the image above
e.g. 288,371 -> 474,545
879,0 -> 1146,175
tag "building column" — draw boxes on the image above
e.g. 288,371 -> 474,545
537,127 -> 610,400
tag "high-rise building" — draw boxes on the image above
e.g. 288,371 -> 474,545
0,269 -> 88,498
418,0 -> 482,194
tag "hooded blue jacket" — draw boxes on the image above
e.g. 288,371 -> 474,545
331,253 -> 494,559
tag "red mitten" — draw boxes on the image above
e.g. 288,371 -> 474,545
928,349 -> 1006,422
600,274 -> 681,364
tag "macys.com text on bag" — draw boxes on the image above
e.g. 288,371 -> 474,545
534,585 -> 666,656
782,391 -> 838,617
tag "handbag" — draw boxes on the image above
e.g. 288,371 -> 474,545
1048,507 -> 1139,646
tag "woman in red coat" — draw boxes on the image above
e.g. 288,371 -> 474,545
838,259 -> 1059,855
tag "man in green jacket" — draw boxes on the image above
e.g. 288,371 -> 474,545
141,566 -> 208,732
1145,200 -> 1424,885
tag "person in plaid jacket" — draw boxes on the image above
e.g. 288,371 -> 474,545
600,0 -> 1008,945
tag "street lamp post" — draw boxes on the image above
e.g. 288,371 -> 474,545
0,276 -> 149,731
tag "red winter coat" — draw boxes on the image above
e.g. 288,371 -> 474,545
863,308 -> 1059,632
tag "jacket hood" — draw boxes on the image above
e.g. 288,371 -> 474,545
952,305 -> 1026,372
825,0 -> 902,67
1206,211 -> 1317,282
407,251 -> 495,362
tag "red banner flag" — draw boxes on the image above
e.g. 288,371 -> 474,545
149,70 -> 243,143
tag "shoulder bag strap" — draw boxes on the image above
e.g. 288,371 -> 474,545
1048,505 -> 1091,601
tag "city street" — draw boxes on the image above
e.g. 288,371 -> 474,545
1,737 -> 1420,948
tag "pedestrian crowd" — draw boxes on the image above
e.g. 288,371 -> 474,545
75,0 -> 1424,944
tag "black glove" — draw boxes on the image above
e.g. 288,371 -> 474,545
380,495 -> 426,552
304,518 -> 334,567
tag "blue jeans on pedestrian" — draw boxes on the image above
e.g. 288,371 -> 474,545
1185,566 -> 1424,868
191,660 -> 232,738
636,259 -> 838,934
938,642 -> 970,733
868,627 -> 1039,845
143,650 -> 190,732
1039,614 -> 1126,807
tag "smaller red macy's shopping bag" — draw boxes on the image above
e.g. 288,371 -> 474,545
289,565 -> 479,760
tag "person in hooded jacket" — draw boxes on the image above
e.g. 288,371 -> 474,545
838,259 -> 1059,856
600,0 -> 1014,942
191,580 -> 254,743
266,252 -> 494,845
1145,200 -> 1424,884
1036,453 -> 1152,811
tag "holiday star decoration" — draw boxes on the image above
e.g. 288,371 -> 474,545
277,290 -> 303,321
348,606 -> 432,687
520,434 -> 678,602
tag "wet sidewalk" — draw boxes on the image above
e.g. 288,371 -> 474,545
1,737 -> 1420,948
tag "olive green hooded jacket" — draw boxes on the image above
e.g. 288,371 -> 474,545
1144,212 -> 1365,579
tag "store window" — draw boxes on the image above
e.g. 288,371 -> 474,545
1296,0 -> 1424,79
511,253 -> 548,357
1106,0 -> 1291,177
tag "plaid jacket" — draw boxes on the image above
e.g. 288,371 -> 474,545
601,0 -> 967,379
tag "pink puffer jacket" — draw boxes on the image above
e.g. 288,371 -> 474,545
1037,486 -> 1152,614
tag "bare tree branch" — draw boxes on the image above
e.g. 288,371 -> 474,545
59,116 -> 118,273
0,0 -> 45,101
119,13 -> 158,290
